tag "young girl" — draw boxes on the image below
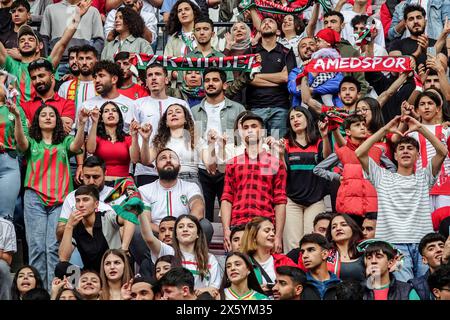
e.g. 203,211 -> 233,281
77,270 -> 103,300
99,249 -> 133,300
220,252 -> 268,300
154,255 -> 177,281
55,288 -> 84,300
281,107 -> 330,252
326,214 -> 365,282
10,104 -> 86,290
11,265 -> 44,300
86,101 -> 140,185
138,213 -> 221,298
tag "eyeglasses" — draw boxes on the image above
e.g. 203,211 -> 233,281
439,288 -> 450,292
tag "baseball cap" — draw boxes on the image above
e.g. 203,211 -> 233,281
17,24 -> 40,43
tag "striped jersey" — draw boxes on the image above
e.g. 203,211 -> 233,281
0,104 -> 28,150
408,124 -> 450,195
223,288 -> 268,300
284,139 -> 328,206
365,158 -> 436,243
24,135 -> 80,206
152,241 -> 222,289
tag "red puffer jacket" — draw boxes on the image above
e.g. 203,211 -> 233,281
335,141 -> 382,216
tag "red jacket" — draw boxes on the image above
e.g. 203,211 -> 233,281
335,141 -> 382,216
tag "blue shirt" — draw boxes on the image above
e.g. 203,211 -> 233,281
306,271 -> 340,300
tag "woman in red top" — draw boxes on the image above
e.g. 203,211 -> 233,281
86,101 -> 140,186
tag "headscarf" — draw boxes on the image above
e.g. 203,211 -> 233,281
181,71 -> 206,98
230,21 -> 252,51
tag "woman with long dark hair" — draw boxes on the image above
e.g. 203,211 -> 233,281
220,252 -> 268,300
86,101 -> 140,185
140,103 -> 211,187
165,0 -> 203,57
101,6 -> 153,61
326,214 -> 365,282
11,265 -> 44,300
138,213 -> 222,298
281,106 -> 330,253
10,104 -> 86,290
278,14 -> 305,63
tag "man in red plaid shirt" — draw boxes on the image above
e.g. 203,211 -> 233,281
221,113 -> 287,253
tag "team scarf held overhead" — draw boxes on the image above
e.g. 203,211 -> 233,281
305,56 -> 413,73
131,54 -> 262,78
238,0 -> 332,15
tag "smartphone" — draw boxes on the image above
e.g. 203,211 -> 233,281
427,46 -> 436,56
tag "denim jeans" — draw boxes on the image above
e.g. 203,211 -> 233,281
393,243 -> 429,282
0,152 -> 21,220
0,260 -> 12,300
251,107 -> 289,138
24,189 -> 61,290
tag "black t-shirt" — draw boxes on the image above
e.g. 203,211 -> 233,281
246,42 -> 296,109
389,37 -> 448,69
0,8 -> 12,35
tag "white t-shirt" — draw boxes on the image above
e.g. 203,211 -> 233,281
365,158 -> 437,243
153,241 -> 222,289
58,185 -> 122,222
81,94 -> 137,134
0,217 -> 16,253
138,178 -> 203,225
257,256 -> 276,285
134,96 -> 189,176
204,101 -> 225,136
166,136 -> 205,173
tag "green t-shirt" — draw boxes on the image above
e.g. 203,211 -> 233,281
2,56 -> 53,108
24,135 -> 80,206
0,104 -> 28,150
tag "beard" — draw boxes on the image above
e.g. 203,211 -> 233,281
261,30 -> 277,38
35,82 -> 52,95
158,165 -> 180,181
80,67 -> 93,77
70,65 -> 81,76
342,97 -> 357,107
19,48 -> 36,57
205,87 -> 221,98
409,25 -> 425,37
96,82 -> 113,95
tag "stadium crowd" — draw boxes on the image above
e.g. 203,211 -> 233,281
0,0 -> 450,301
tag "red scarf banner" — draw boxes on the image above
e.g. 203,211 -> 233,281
130,53 -> 261,78
305,56 -> 413,73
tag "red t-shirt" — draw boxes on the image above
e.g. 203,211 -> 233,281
94,135 -> 132,177
22,93 -> 76,123
118,84 -> 149,100
373,287 -> 389,300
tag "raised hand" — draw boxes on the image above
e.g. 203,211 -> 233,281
224,32 -> 235,50
384,115 -> 404,136
132,0 -> 143,13
417,34 -> 429,53
402,115 -> 423,135
138,123 -> 152,141
90,107 -> 100,123
207,129 -> 218,145
78,108 -> 90,125
67,211 -> 84,228
121,279 -> 133,300
426,54 -> 444,73
318,120 -> 328,137
130,119 -> 140,137
6,99 -> 20,117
